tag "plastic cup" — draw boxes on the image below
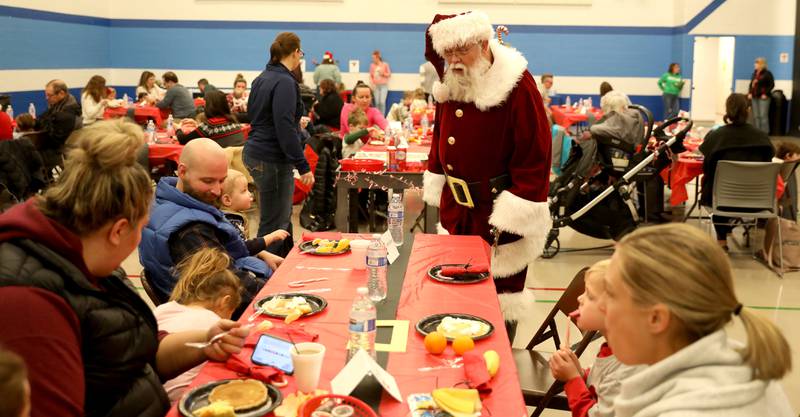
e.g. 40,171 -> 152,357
349,240 -> 371,270
290,342 -> 326,393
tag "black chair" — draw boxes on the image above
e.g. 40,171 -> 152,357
513,267 -> 599,417
139,270 -> 164,307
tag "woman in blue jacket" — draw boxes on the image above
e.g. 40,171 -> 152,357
245,32 -> 314,256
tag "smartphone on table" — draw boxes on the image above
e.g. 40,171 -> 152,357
251,334 -> 294,374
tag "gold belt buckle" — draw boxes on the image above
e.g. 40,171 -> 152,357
447,175 -> 475,208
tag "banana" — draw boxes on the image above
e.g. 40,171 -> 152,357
335,239 -> 350,252
484,350 -> 500,377
432,388 -> 481,416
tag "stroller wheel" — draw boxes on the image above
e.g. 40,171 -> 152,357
542,236 -> 560,259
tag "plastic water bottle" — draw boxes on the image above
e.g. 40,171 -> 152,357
166,114 -> 175,137
420,112 -> 429,137
28,103 -> 36,118
145,120 -> 156,144
564,96 -> 571,108
366,239 -> 388,302
388,193 -> 404,246
403,117 -> 413,134
347,287 -> 377,361
5,105 -> 13,119
122,93 -> 130,106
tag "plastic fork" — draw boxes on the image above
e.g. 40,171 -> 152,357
288,277 -> 329,288
184,324 -> 254,349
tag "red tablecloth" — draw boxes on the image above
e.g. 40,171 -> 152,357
550,105 -> 603,129
194,98 -> 206,107
660,154 -> 704,206
379,234 -> 526,417
166,234 -> 525,417
360,142 -> 430,154
104,105 -> 164,127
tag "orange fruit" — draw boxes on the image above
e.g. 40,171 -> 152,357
424,331 -> 447,355
452,336 -> 475,356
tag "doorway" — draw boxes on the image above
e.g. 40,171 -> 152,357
691,36 -> 736,123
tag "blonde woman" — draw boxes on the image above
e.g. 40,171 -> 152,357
156,247 -> 242,404
0,119 -> 249,417
601,223 -> 793,416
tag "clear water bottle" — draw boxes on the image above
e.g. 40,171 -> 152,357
403,117 -> 413,134
28,103 -> 36,119
145,120 -> 156,144
564,96 -> 571,108
366,239 -> 388,302
420,112 -> 429,137
388,193 -> 404,246
5,105 -> 13,119
122,93 -> 129,106
347,287 -> 376,361
166,114 -> 175,138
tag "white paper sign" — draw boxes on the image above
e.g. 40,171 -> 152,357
380,230 -> 400,264
300,59 -> 307,72
330,349 -> 403,402
780,53 -> 789,63
349,59 -> 360,73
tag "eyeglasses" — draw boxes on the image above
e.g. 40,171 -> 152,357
298,49 -> 305,58
443,44 -> 477,59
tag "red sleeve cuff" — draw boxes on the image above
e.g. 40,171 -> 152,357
158,330 -> 170,342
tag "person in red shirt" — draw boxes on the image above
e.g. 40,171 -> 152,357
0,110 -> 13,140
0,119 -> 250,417
549,259 -> 642,417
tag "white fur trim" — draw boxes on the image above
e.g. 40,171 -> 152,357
489,191 -> 551,237
422,170 -> 446,207
498,288 -> 535,323
436,222 -> 450,235
491,235 -> 544,278
428,11 -> 494,55
432,81 -> 450,103
472,39 -> 528,111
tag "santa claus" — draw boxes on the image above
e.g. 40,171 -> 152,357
422,11 -> 552,340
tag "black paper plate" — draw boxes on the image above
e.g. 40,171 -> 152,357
299,240 -> 351,256
415,313 -> 495,341
178,379 -> 282,417
428,264 -> 490,284
254,293 -> 328,319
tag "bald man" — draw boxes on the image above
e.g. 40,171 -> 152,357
139,139 -> 281,318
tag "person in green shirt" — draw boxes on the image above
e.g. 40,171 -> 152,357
657,63 -> 684,120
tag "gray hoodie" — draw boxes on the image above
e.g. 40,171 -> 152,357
613,330 -> 794,417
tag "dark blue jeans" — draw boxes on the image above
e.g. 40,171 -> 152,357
243,152 -> 295,256
662,93 -> 679,120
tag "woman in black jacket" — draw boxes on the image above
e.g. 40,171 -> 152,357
244,32 -> 314,256
749,57 -> 775,133
699,93 -> 774,250
314,79 -> 344,129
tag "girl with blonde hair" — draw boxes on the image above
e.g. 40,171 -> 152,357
156,247 -> 243,403
0,119 -> 249,417
601,223 -> 793,416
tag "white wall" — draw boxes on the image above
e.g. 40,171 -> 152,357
0,0 -> 110,18
109,0 -> 677,26
691,0 -> 796,35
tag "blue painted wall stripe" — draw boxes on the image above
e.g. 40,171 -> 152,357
681,0 -> 727,33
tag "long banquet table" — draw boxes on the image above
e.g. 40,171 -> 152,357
166,233 -> 526,417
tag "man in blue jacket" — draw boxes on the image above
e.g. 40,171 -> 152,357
139,139 -> 283,317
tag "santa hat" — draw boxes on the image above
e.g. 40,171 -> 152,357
323,51 -> 333,60
425,11 -> 494,102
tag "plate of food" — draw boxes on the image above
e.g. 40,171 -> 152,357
299,238 -> 351,255
179,378 -> 282,417
416,313 -> 494,341
254,293 -> 327,324
428,264 -> 490,284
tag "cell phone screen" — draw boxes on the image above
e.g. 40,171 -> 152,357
251,334 -> 294,374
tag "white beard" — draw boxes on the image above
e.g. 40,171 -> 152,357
442,56 -> 491,103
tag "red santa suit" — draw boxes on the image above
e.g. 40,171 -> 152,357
422,12 -> 552,323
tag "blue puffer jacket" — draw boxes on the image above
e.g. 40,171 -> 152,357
139,177 -> 270,300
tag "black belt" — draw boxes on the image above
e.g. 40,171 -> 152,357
446,173 -> 512,208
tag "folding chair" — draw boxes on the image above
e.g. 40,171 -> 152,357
701,160 -> 784,276
139,270 -> 164,307
513,267 -> 599,417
